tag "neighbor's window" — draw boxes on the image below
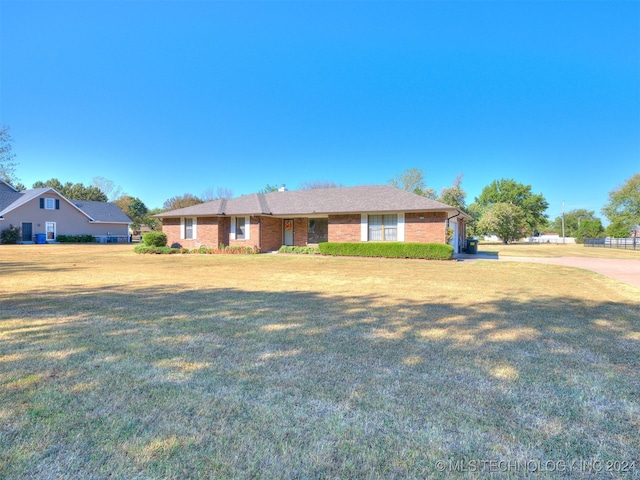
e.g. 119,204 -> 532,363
368,214 -> 397,241
236,217 -> 246,240
45,198 -> 55,210
308,218 -> 328,244
185,218 -> 194,239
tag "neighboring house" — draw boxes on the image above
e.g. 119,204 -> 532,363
156,185 -> 472,253
0,180 -> 131,243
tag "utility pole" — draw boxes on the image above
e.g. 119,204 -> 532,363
562,201 -> 565,244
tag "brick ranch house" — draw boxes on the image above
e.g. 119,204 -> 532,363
156,185 -> 472,254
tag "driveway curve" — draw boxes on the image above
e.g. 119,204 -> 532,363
458,254 -> 640,290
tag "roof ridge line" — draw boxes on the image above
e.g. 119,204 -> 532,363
218,198 -> 227,215
257,193 -> 271,214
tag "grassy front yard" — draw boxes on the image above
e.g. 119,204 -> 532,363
1,245 -> 639,478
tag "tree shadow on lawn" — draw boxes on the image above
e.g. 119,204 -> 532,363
1,284 -> 639,478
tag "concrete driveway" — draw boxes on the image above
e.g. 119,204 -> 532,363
457,253 -> 640,290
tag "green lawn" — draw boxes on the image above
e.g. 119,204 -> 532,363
1,244 -> 639,478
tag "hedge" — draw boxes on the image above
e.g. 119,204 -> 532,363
318,242 -> 454,260
134,244 -> 260,255
134,245 -> 180,254
278,245 -> 320,255
56,234 -> 95,243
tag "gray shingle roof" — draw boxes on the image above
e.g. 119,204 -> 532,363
71,200 -> 131,223
157,185 -> 471,219
0,188 -> 53,217
0,191 -> 22,214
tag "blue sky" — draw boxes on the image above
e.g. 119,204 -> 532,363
1,1 -> 638,223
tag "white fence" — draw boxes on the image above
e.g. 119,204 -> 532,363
523,236 -> 576,244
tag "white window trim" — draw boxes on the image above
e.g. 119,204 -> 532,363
232,216 -> 250,241
45,221 -> 56,240
361,214 -> 368,241
362,213 -> 404,242
180,217 -> 197,240
45,198 -> 55,210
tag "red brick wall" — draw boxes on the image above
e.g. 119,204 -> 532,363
162,217 -> 224,249
219,217 -> 230,247
328,214 -> 362,242
163,212 -> 452,249
260,216 -> 283,251
196,217 -> 222,248
162,218 -> 182,248
229,216 -> 260,247
293,218 -> 308,246
404,212 -> 446,243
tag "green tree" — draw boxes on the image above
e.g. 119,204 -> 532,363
299,180 -> 343,190
477,203 -> 528,244
464,203 -> 488,237
605,218 -> 633,238
602,173 -> 640,237
438,174 -> 466,210
476,178 -> 548,235
258,184 -> 280,194
550,209 -> 601,237
162,193 -> 203,211
576,218 -> 604,243
115,196 -> 149,231
388,168 -> 436,199
32,178 -> 108,201
145,208 -> 163,231
0,125 -> 20,186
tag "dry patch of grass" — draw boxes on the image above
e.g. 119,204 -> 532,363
1,244 -> 639,478
480,242 -> 640,259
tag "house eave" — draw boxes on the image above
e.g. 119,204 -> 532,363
89,221 -> 131,225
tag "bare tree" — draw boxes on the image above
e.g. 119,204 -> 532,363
201,187 -> 234,201
92,176 -> 125,201
438,174 -> 467,209
0,125 -> 19,186
388,168 -> 436,199
215,187 -> 234,199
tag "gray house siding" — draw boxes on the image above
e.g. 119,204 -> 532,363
1,188 -> 129,242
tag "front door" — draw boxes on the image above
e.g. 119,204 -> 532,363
21,222 -> 33,242
283,219 -> 294,246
